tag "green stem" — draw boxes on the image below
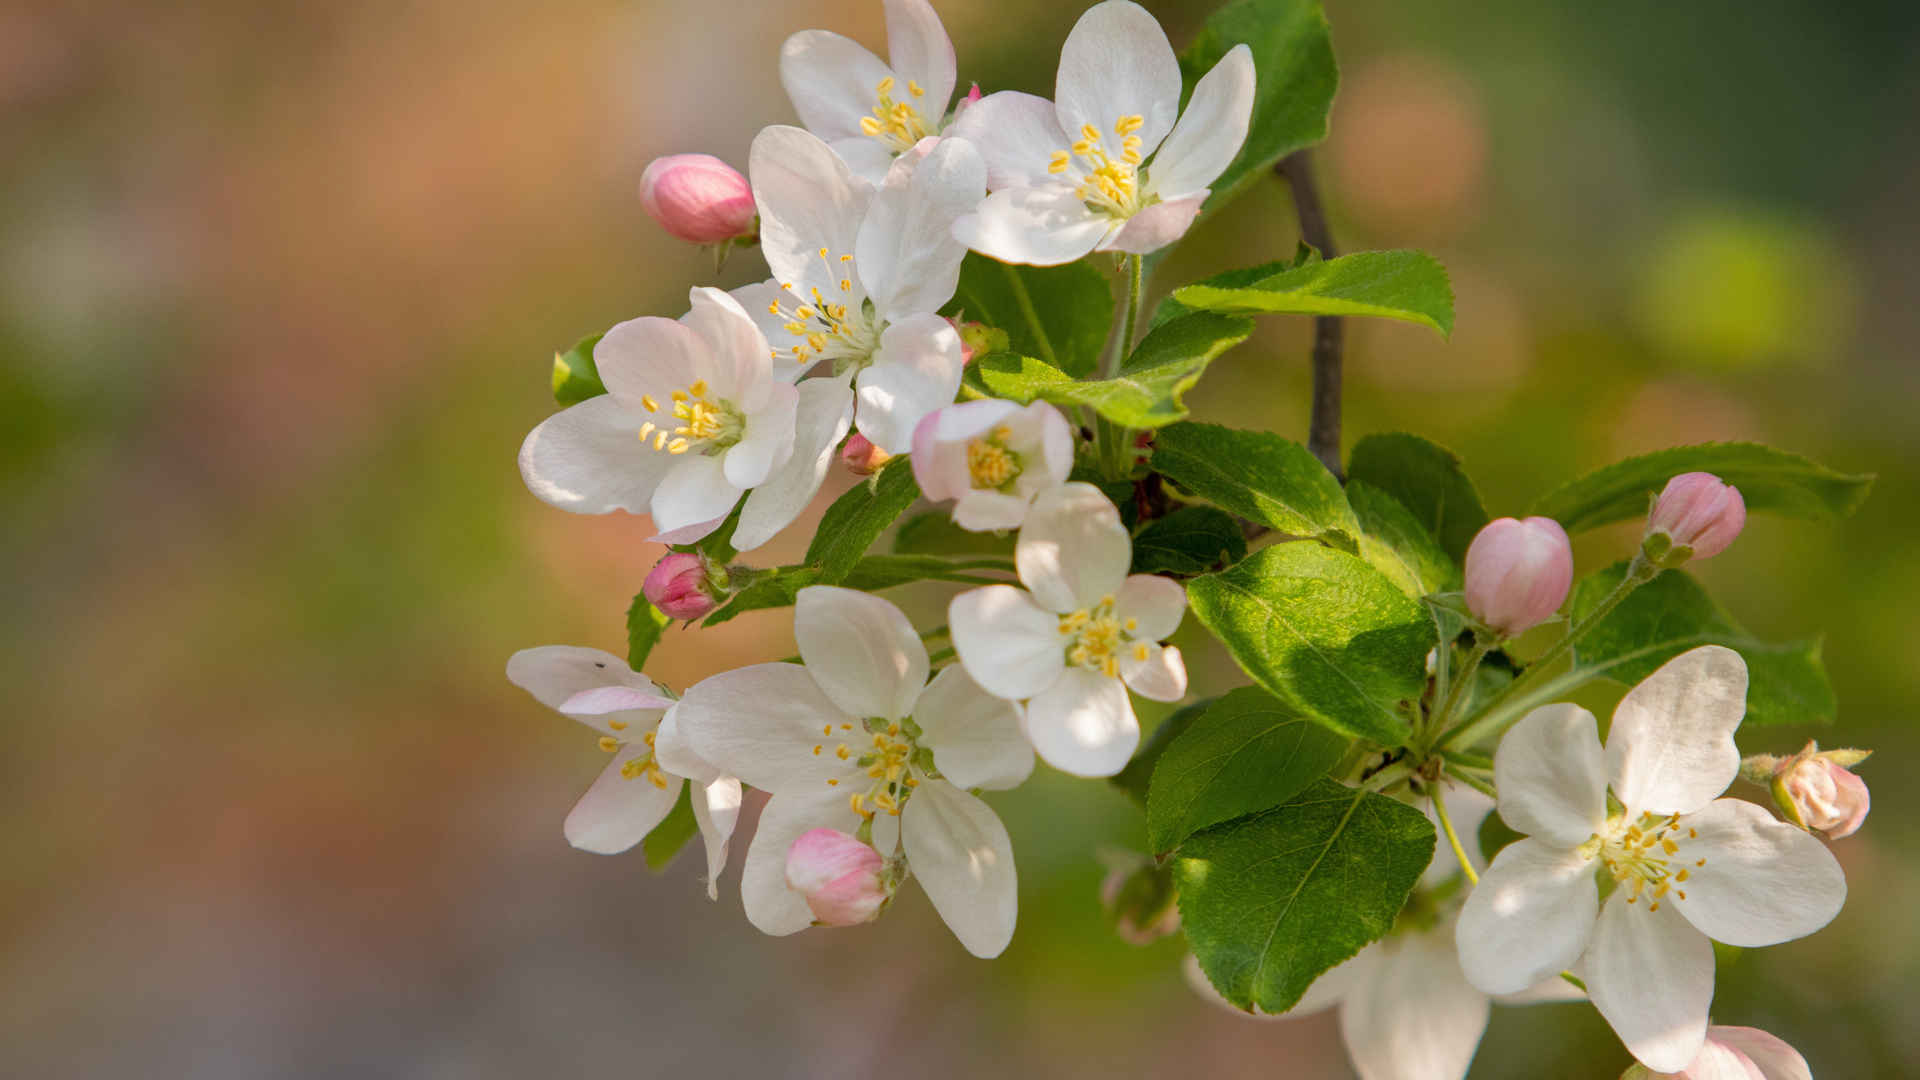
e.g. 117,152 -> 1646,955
1431,784 -> 1479,886
1095,254 -> 1145,478
1428,639 -> 1493,744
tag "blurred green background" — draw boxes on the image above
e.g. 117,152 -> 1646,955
4,0 -> 1916,1075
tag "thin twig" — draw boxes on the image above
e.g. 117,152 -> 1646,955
1276,151 -> 1343,480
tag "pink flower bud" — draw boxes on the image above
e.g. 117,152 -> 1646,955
1646,472 -> 1746,564
839,433 -> 892,476
1622,1025 -> 1809,1080
638,153 -> 756,245
786,828 -> 888,926
1463,516 -> 1574,637
643,551 -> 718,621
946,318 -> 1005,366
1776,747 -> 1870,838
953,83 -> 984,117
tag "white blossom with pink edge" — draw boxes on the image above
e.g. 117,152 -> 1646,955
911,399 -> 1074,531
672,586 -> 1033,958
504,647 -> 741,899
949,482 -> 1188,778
1624,1025 -> 1812,1080
780,0 -> 960,184
1455,646 -> 1846,1072
949,0 -> 1254,264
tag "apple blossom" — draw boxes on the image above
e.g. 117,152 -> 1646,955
518,286 -> 855,551
780,0 -> 961,183
643,551 -> 721,620
949,0 -> 1255,264
910,399 -> 1074,531
639,153 -> 757,244
1463,516 -> 1574,636
838,432 -> 891,475
1455,646 -> 1847,1072
1645,472 -> 1747,566
504,646 -> 741,897
673,586 -> 1034,957
1766,742 -> 1871,839
1622,1025 -> 1812,1080
949,482 -> 1188,777
786,828 -> 891,926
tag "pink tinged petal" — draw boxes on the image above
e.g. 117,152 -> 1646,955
1024,666 -> 1138,777
1340,931 -> 1492,1080
594,314 -> 709,410
1650,473 -> 1747,561
673,662 -> 864,793
741,788 -> 866,936
786,827 -> 888,925
681,285 -> 772,400
953,490 -> 1031,532
857,136 -> 984,320
1585,894 -> 1715,1073
639,153 -> 756,244
723,380 -> 799,489
945,90 -> 1072,190
649,454 -> 744,538
651,705 -> 720,784
911,398 -> 1021,500
564,747 -> 684,855
1016,482 -> 1132,612
794,585 -> 931,721
1609,645 -> 1748,817
730,279 -> 815,381
949,584 -> 1069,700
953,185 -> 1112,266
901,779 -> 1018,958
1027,399 -> 1076,488
779,31 -> 897,143
1678,1040 -> 1770,1080
1706,1027 -> 1812,1080
750,125 -> 871,300
1147,44 -> 1256,198
1493,704 -> 1611,847
882,0 -> 956,119
518,395 -> 673,515
1116,573 -> 1187,640
1097,192 -> 1207,255
1053,0 -> 1183,157
505,646 -> 667,736
692,775 -> 743,900
855,314 -> 966,454
732,376 -> 856,552
649,515 -> 728,547
825,136 -> 896,187
911,664 -> 1034,791
1119,642 -> 1186,702
1463,516 -> 1574,637
557,685 -> 676,716
1672,798 -> 1846,947
1455,837 -> 1600,995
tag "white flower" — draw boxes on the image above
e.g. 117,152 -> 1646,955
948,482 -> 1187,777
949,0 -> 1255,264
1455,646 -> 1847,1072
736,125 -> 983,453
780,0 -> 960,183
505,646 -> 741,898
910,399 -> 1074,531
673,586 -> 1034,957
517,286 -> 854,552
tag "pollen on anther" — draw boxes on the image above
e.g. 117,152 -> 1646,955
1696,858 -> 1707,866
1661,838 -> 1679,855
1676,868 -> 1690,882
640,394 -> 659,412
1688,828 -> 1698,839
608,720 -> 628,731
823,724 -> 833,736
597,736 -> 619,752
812,745 -> 822,756
827,778 -> 839,786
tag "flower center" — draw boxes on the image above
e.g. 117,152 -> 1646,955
636,379 -> 746,455
596,727 -> 670,788
1049,114 -> 1149,218
1586,812 -> 1707,913
858,76 -> 934,154
812,717 -> 938,825
765,247 -> 882,369
966,427 -> 1023,490
1058,595 -> 1147,678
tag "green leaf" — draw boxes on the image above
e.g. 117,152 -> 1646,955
945,253 -> 1113,377
625,594 -> 672,669
804,459 -> 922,584
1348,481 -> 1461,599
1177,780 -> 1434,1013
970,312 -> 1254,429
1180,0 -> 1337,216
1187,542 -> 1433,745
1146,688 -> 1348,853
1529,442 -> 1875,535
1346,433 -> 1489,563
703,555 -> 1011,627
641,784 -> 698,870
1131,506 -> 1249,576
1112,698 -> 1215,808
1171,250 -> 1454,336
1151,422 -> 1357,543
1570,563 -> 1835,726
1149,246 -> 1308,329
893,511 -> 1015,558
551,332 -> 607,405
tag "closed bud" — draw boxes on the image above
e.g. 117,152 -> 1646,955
953,82 -> 984,117
639,153 -> 757,245
839,433 -> 892,476
643,551 -> 720,621
1100,853 -> 1180,945
1644,472 -> 1746,567
786,828 -> 889,926
949,318 -> 1006,366
1463,516 -> 1574,637
1620,1025 -> 1810,1079
1770,740 -> 1871,839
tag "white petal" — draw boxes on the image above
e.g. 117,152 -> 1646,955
1053,0 -> 1183,157
681,285 -> 771,400
1494,972 -> 1589,1006
855,315 -> 965,454
911,397 -> 1022,500
1147,44 -> 1255,197
1119,641 -> 1186,702
858,136 -> 983,320
1708,1027 -> 1812,1080
1609,645 -> 1747,817
953,185 -> 1112,266
518,396 -> 671,515
505,646 -> 667,737
1672,797 -> 1846,947
557,685 -> 676,716
1683,1041 -> 1772,1080
651,704 -> 719,784
1097,193 -> 1207,255
649,454 -> 743,537
1455,837 -> 1600,995
1024,666 -> 1137,777
952,490 -> 1032,531
1584,893 -> 1715,1073
732,376 -> 856,552
911,664 -> 1034,790
794,585 -> 930,721
691,775 -> 743,901
673,663 -> 864,793
901,779 -> 1017,958
1341,930 -> 1491,1080
1493,703 -> 1611,848
730,279 -> 815,380
723,380 -> 799,489
751,125 -> 871,300
594,314 -> 708,407
741,787 -> 865,936
1116,573 -> 1186,640
1016,482 -> 1132,612
1289,946 -> 1374,1016
826,136 -> 897,187
948,584 -> 1067,700
945,91 -> 1072,190
882,0 -> 956,118
779,31 -> 896,142
563,748 -> 683,855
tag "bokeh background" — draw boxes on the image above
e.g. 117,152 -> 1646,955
5,0 -> 1917,1075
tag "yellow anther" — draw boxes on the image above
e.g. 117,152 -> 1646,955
860,116 -> 883,135
876,76 -> 895,96
767,301 -> 781,315
812,745 -> 823,756
1071,139 -> 1092,155
1676,868 -> 1690,882
597,736 -> 620,752
608,719 -> 628,731
667,438 -> 690,455
840,278 -> 853,292
1133,643 -> 1149,662
908,80 -> 924,97
640,394 -> 659,412
671,389 -> 688,402
1049,152 -> 1071,174
839,254 -> 854,263
642,730 -> 654,745
688,379 -> 708,397
653,431 -> 669,451
637,422 -> 656,442
818,247 -> 829,258
1661,838 -> 1679,855
1115,114 -> 1144,135
836,745 -> 851,760
827,778 -> 839,786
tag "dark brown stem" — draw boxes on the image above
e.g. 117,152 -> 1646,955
1276,151 -> 1344,480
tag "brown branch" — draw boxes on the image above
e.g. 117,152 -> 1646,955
1275,151 -> 1344,481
